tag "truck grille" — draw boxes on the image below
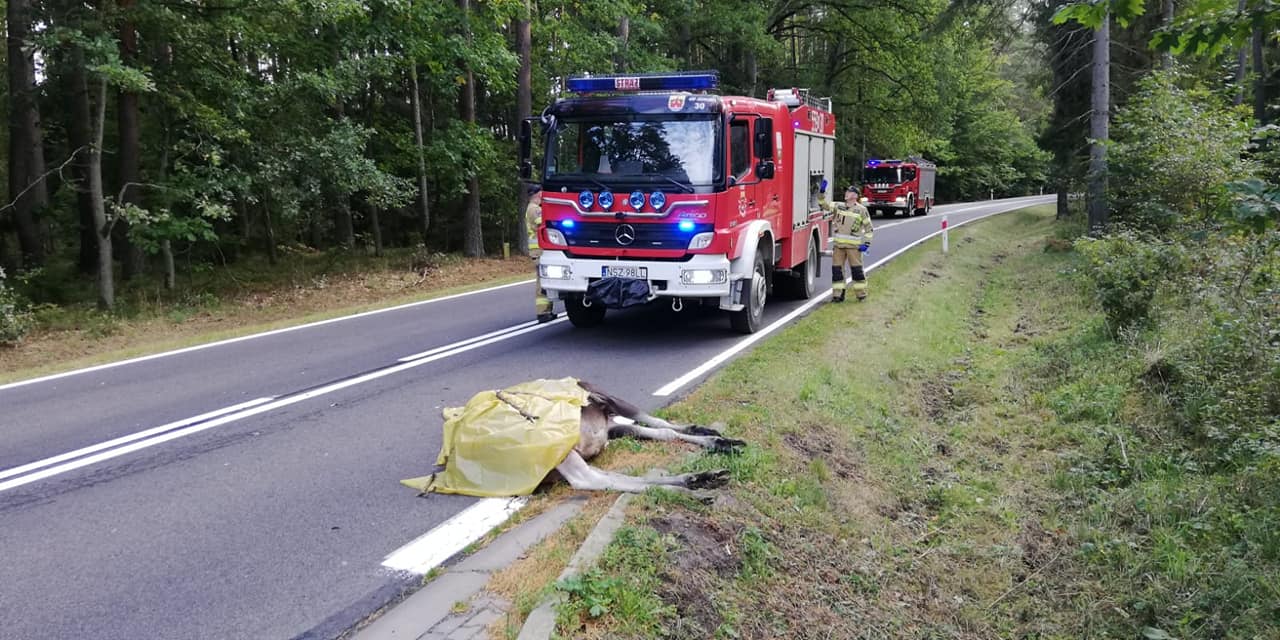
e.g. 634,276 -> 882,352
556,222 -> 713,250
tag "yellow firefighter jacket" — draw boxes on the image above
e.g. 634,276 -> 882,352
525,202 -> 542,251
822,200 -> 874,247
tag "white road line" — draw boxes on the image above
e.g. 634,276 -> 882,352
0,318 -> 567,493
0,278 -> 536,392
381,497 -> 528,574
399,320 -> 536,362
0,397 -> 276,482
652,200 -> 1047,397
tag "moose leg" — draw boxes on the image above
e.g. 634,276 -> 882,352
555,450 -> 729,493
607,423 -> 745,453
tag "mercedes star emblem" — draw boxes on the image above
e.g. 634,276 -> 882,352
614,224 -> 636,246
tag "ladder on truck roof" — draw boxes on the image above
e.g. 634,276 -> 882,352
766,87 -> 832,112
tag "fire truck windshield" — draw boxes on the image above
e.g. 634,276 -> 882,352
545,116 -> 722,190
864,166 -> 916,184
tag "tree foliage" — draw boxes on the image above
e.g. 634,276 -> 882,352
2,0 -> 1052,307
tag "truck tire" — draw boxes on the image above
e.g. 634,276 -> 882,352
777,236 -> 818,300
730,251 -> 767,333
565,295 -> 606,328
907,195 -> 918,216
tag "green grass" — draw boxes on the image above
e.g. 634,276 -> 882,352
555,205 -> 1279,639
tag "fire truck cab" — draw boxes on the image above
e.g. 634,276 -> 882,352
861,157 -> 936,217
518,71 -> 837,334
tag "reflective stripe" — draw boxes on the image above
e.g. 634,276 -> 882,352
832,281 -> 847,291
851,281 -> 868,291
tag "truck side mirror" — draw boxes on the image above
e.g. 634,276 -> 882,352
756,160 -> 775,179
518,118 -> 534,181
754,119 -> 773,160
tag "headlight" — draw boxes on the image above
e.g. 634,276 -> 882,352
539,264 -> 571,279
597,191 -> 614,210
859,196 -> 869,204
688,232 -> 714,250
894,196 -> 906,203
680,269 -> 727,285
546,229 -> 567,245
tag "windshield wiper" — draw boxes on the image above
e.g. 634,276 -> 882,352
654,174 -> 695,194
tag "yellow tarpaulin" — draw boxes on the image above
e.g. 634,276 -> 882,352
401,378 -> 591,497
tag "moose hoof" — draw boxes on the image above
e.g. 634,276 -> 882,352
711,437 -> 747,454
685,469 -> 730,490
686,424 -> 724,436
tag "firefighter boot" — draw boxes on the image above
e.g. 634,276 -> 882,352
852,267 -> 867,301
831,266 -> 846,303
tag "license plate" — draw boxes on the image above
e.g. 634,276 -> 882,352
602,265 -> 648,279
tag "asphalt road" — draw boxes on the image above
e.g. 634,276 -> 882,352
0,195 -> 1052,640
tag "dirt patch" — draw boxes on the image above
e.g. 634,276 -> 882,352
783,424 -> 863,480
648,511 -> 742,637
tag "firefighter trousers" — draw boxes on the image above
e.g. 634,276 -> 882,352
531,250 -> 553,316
831,245 -> 867,301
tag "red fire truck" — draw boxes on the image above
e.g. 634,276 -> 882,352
861,157 -> 936,217
518,71 -> 837,333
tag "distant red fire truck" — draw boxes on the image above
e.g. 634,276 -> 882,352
518,71 -> 837,333
861,157 -> 936,217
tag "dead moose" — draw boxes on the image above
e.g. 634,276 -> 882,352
402,378 -> 744,498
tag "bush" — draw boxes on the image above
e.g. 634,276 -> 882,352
1074,232 -> 1181,333
1109,71 -> 1256,232
0,267 -> 35,346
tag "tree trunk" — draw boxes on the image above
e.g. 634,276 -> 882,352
513,0 -> 533,258
369,204 -> 383,257
614,14 -> 630,72
1057,188 -> 1069,220
1160,0 -> 1175,70
1253,25 -> 1268,123
1087,14 -> 1110,235
90,77 -> 114,310
459,0 -> 484,257
68,46 -> 101,276
117,0 -> 144,280
262,201 -> 278,266
409,64 -> 432,245
1235,0 -> 1249,105
161,239 -> 175,290
745,50 -> 758,97
331,88 -> 355,249
6,0 -> 48,269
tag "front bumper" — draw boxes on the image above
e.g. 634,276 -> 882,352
536,251 -> 735,300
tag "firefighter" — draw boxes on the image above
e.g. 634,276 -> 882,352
526,186 -> 556,323
823,184 -> 874,302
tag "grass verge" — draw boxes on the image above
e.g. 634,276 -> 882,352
545,205 -> 1278,639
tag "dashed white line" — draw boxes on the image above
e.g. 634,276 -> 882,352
0,318 -> 566,493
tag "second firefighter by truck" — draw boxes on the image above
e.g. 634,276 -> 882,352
822,185 -> 874,302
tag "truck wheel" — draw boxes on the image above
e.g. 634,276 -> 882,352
565,295 -> 606,328
730,251 -> 767,333
777,237 -> 818,300
908,196 -> 918,216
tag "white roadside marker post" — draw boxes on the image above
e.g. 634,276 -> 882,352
942,214 -> 949,254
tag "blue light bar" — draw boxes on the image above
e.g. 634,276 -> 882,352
560,219 -> 575,229
677,220 -> 696,232
649,191 -> 667,211
567,71 -> 719,93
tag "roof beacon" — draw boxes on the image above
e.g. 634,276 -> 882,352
566,71 -> 720,94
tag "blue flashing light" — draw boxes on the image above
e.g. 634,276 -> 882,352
577,190 -> 594,209
597,191 -> 615,210
678,220 -> 696,233
649,191 -> 667,210
560,219 -> 576,230
566,71 -> 719,94
628,191 -> 645,211
866,159 -> 880,167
